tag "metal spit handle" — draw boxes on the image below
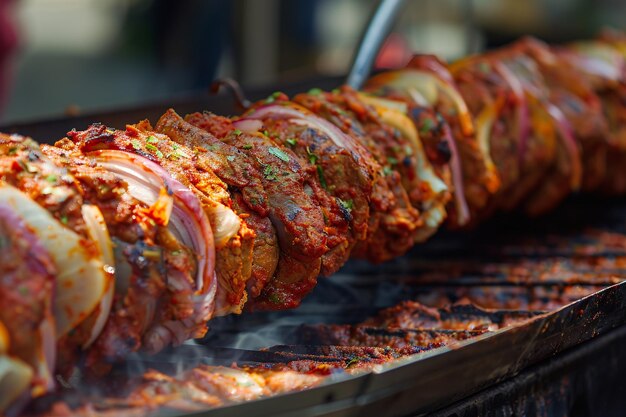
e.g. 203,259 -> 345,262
346,0 -> 406,90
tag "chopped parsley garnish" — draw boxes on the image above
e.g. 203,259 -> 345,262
131,139 -> 142,150
308,87 -> 322,95
383,166 -> 394,176
60,215 -> 69,225
8,147 -> 17,155
263,165 -> 277,181
317,165 -> 328,190
45,174 -> 57,183
145,144 -> 163,158
387,156 -> 398,165
306,147 -> 318,165
227,155 -> 236,162
268,146 -> 290,162
146,135 -> 159,144
166,149 -> 186,160
243,144 -> 253,150
233,129 -> 242,136
285,138 -> 297,147
405,145 -> 413,156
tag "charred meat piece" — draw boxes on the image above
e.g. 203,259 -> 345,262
365,55 -> 501,227
66,122 -> 248,317
451,55 -> 557,215
559,35 -> 626,194
184,112 -> 332,309
293,90 -> 422,262
489,50 -> 582,215
508,37 -> 609,191
38,139 -> 208,367
238,99 -> 377,265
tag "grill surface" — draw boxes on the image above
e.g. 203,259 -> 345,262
65,194 -> 624,417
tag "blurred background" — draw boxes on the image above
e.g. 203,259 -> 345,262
0,0 -> 624,124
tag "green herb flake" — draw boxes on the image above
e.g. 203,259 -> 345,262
233,129 -> 242,136
265,91 -> 282,104
263,130 -> 270,137
144,144 -> 163,158
306,147 -> 318,165
8,147 -> 17,155
60,215 -> 69,225
172,144 -> 179,150
45,174 -> 57,183
171,249 -> 183,256
338,198 -> 354,212
146,135 -> 159,144
383,166 -> 394,176
286,138 -> 297,147
131,139 -> 142,150
268,146 -> 290,162
166,149 -> 187,160
263,165 -> 277,181
387,156 -> 398,166
308,87 -> 322,95
419,117 -> 435,134
317,165 -> 328,190
243,144 -> 253,150
227,155 -> 236,162
404,145 -> 413,156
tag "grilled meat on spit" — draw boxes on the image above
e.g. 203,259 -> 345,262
2,32 -> 626,413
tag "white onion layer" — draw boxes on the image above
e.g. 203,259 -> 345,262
0,185 -> 109,338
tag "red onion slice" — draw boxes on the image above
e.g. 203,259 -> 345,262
88,150 -> 216,302
246,104 -> 368,160
441,123 -> 470,225
544,104 -> 583,190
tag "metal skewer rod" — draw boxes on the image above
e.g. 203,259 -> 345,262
346,0 -> 406,90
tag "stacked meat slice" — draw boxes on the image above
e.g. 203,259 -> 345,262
1,32 -> 626,413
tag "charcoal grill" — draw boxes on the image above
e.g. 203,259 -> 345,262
4,79 -> 626,417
